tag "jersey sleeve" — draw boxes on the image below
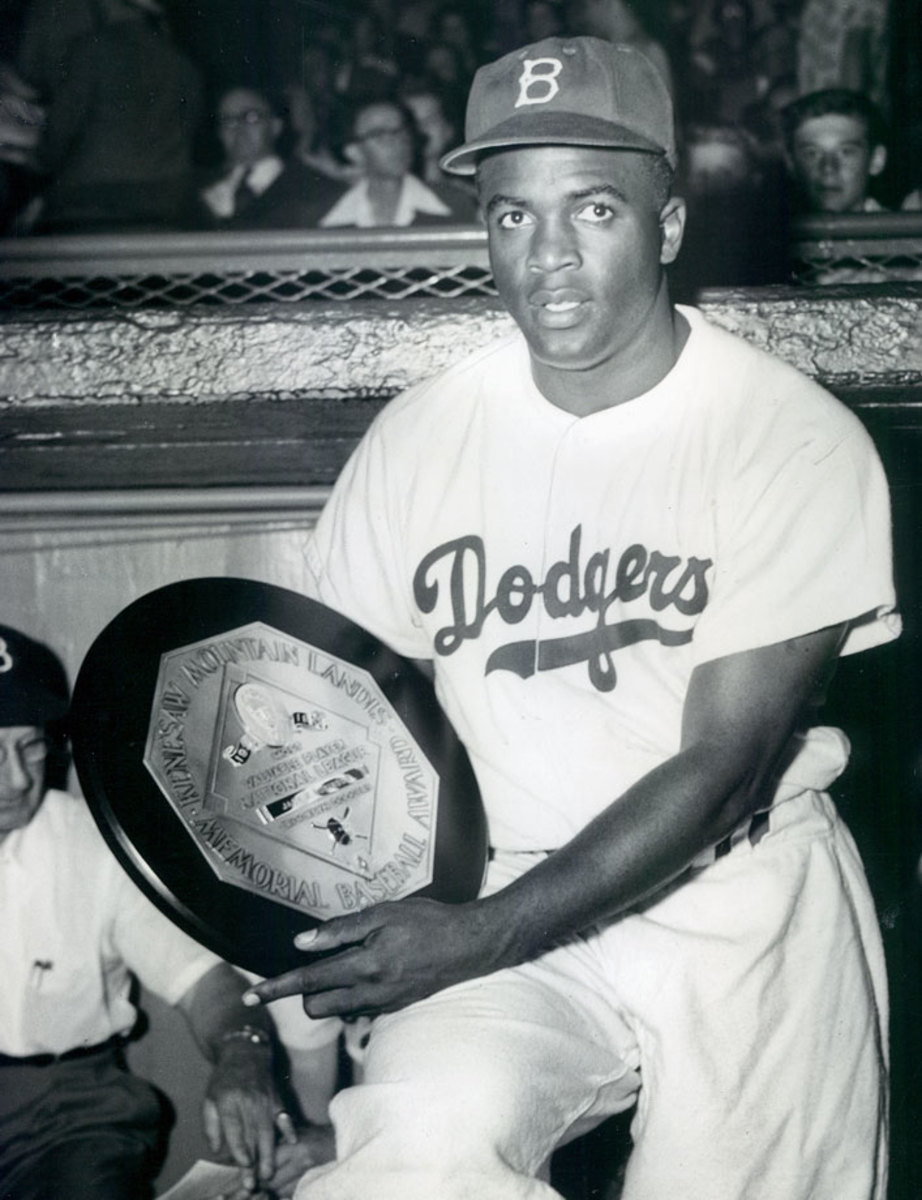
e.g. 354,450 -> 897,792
305,401 -> 434,661
691,409 -> 900,665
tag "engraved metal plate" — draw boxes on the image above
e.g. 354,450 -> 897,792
144,623 -> 439,918
70,577 -> 486,976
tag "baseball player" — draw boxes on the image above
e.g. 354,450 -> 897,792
246,37 -> 900,1200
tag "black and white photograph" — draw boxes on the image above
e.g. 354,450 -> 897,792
0,2 -> 920,1198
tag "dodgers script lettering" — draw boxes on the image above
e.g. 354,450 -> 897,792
413,525 -> 712,692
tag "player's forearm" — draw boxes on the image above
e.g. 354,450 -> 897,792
475,739 -> 772,967
239,752 -> 769,1018
475,628 -> 845,971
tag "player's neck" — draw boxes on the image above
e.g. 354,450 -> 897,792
531,297 -> 688,418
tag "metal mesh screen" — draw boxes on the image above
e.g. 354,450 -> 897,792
790,212 -> 922,285
2,216 -> 922,310
0,227 -> 497,309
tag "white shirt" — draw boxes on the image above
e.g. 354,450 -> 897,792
0,790 -> 219,1055
319,173 -> 452,228
200,154 -> 285,219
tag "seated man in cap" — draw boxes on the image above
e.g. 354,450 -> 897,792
0,623 -> 307,1200
249,36 -> 897,1200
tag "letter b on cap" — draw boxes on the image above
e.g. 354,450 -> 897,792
516,58 -> 562,108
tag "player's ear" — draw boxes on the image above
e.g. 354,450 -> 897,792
869,144 -> 887,177
659,195 -> 686,265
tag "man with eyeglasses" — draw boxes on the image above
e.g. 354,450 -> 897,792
197,85 -> 344,230
319,98 -> 478,228
0,623 -> 298,1200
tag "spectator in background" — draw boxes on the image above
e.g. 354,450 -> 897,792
687,0 -> 762,124
524,0 -> 567,41
286,40 -> 354,184
288,96 -> 354,186
389,0 -> 442,78
14,0 -> 102,102
196,86 -> 344,229
431,5 -> 481,90
334,4 -> 401,106
393,0 -> 441,41
319,97 -> 478,228
783,87 -> 905,283
0,64 -> 44,169
782,87 -> 888,212
399,81 -> 468,189
750,0 -> 800,95
287,91 -> 352,186
421,40 -> 469,93
743,72 -> 800,162
29,0 -> 202,234
796,0 -> 890,113
566,0 -> 673,93
0,62 -> 45,233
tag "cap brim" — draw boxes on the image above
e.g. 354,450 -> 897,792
440,111 -> 671,176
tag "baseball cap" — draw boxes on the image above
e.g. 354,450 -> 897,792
0,625 -> 70,727
440,36 -> 675,176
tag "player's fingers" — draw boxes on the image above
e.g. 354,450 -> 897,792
293,909 -> 381,952
302,985 -> 374,1020
244,944 -> 369,1007
241,918 -> 364,1009
243,965 -> 316,1006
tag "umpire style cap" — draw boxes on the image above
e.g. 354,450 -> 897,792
440,36 -> 675,176
0,625 -> 70,726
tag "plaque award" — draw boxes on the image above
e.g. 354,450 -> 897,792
70,578 -> 488,977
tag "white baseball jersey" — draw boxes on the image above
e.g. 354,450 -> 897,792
307,305 -> 899,851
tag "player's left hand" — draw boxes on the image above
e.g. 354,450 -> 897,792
243,897 -> 504,1018
203,1039 -> 296,1192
